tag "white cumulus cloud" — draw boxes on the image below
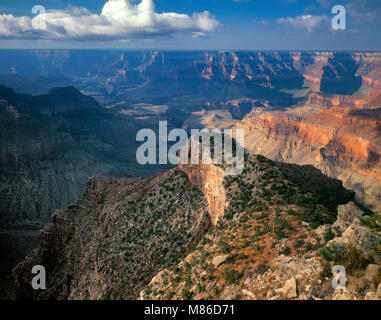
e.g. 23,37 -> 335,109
0,0 -> 220,40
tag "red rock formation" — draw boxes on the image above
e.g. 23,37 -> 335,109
237,91 -> 381,212
178,139 -> 226,226
178,162 -> 226,226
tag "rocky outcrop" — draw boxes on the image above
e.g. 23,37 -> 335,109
177,134 -> 229,226
178,160 -> 226,226
281,277 -> 298,299
328,209 -> 381,260
212,255 -> 229,267
332,202 -> 365,235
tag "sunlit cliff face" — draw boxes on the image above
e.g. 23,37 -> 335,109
236,87 -> 381,212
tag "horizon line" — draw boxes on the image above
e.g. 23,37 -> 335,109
0,48 -> 380,52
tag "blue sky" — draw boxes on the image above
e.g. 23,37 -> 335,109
0,0 -> 380,50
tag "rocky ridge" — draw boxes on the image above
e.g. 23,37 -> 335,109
14,151 -> 376,300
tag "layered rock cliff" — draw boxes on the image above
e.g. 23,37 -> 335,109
1,50 -> 377,107
235,90 -> 381,212
177,139 -> 227,226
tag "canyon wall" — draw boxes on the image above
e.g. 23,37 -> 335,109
236,90 -> 381,212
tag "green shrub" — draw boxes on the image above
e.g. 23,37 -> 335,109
182,289 -> 193,300
320,243 -> 372,274
274,227 -> 286,240
319,261 -> 332,279
319,244 -> 340,262
294,239 -> 305,248
323,227 -> 335,242
359,215 -> 381,232
338,244 -> 372,274
213,286 -> 222,298
166,291 -> 175,300
217,240 -> 230,254
224,269 -> 242,285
